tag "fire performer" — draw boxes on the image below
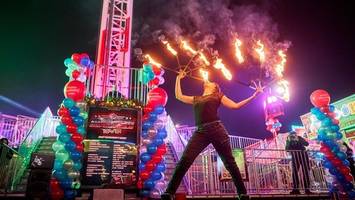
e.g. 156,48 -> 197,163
161,70 -> 264,200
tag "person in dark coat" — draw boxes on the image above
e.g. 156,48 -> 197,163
285,131 -> 312,194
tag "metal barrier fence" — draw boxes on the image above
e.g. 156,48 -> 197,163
0,114 -> 37,147
87,65 -> 151,104
0,143 -> 24,194
167,119 -> 329,195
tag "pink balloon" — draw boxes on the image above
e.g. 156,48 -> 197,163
310,89 -> 330,108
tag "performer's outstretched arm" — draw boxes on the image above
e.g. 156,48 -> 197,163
221,81 -> 264,109
175,70 -> 194,104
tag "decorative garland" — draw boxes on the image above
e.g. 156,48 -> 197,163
85,96 -> 143,109
50,53 -> 93,200
136,63 -> 169,198
310,89 -> 355,198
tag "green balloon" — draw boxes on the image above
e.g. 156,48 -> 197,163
68,62 -> 79,71
72,181 -> 81,189
79,112 -> 88,119
55,149 -> 69,161
63,98 -> 75,108
52,141 -> 65,152
63,159 -> 74,170
73,161 -> 83,170
65,68 -> 73,77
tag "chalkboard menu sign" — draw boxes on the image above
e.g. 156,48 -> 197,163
87,106 -> 140,143
82,140 -> 138,187
82,106 -> 141,188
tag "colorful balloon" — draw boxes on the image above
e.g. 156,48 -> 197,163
147,87 -> 168,107
64,80 -> 86,102
310,89 -> 331,108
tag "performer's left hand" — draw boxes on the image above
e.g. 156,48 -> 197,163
251,80 -> 264,96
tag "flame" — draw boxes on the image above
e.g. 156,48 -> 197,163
162,40 -> 178,56
198,52 -> 210,66
275,50 -> 286,77
234,38 -> 244,64
255,40 -> 265,63
213,58 -> 232,80
144,54 -> 162,68
276,79 -> 290,102
181,40 -> 198,55
221,67 -> 232,81
199,68 -> 209,82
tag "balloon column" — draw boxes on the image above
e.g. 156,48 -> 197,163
137,63 -> 169,198
50,53 -> 93,199
310,89 -> 355,198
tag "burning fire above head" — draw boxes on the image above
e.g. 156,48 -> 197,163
275,79 -> 290,102
181,40 -> 198,55
254,40 -> 266,63
144,54 -> 162,68
275,50 -> 286,77
213,58 -> 232,80
234,38 -> 244,64
199,68 -> 209,82
162,40 -> 178,56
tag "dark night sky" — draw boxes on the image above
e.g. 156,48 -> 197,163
0,0 -> 354,139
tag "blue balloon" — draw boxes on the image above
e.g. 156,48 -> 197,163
77,126 -> 86,135
73,116 -> 85,126
156,162 -> 166,172
139,162 -> 145,171
329,105 -> 335,112
70,151 -> 83,161
59,133 -> 71,143
56,124 -> 67,134
64,189 -> 76,199
149,114 -> 157,123
156,128 -> 167,139
329,168 -> 337,175
336,174 -> 346,182
344,182 -> 354,191
323,161 -> 332,169
153,138 -> 164,146
53,169 -> 67,181
60,179 -> 73,189
317,113 -> 326,120
69,106 -> 80,116
80,57 -> 91,67
140,153 -> 151,163
144,179 -> 155,189
63,98 -> 75,108
147,144 -> 158,154
335,132 -> 343,140
142,130 -> 149,138
65,140 -> 76,152
150,171 -> 162,181
343,159 -> 350,166
88,60 -> 95,69
154,106 -> 165,115
331,146 -> 340,154
348,190 -> 355,198
142,121 -> 153,130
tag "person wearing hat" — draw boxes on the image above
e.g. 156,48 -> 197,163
285,131 -> 312,195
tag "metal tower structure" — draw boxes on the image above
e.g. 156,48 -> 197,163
91,0 -> 133,98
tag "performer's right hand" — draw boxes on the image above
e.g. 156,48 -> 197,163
177,70 -> 186,79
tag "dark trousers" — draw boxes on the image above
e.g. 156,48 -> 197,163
165,121 -> 247,195
290,151 -> 310,190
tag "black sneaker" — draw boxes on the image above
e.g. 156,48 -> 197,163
290,189 -> 301,195
161,192 -> 173,200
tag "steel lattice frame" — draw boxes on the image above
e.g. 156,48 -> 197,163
92,0 -> 133,98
